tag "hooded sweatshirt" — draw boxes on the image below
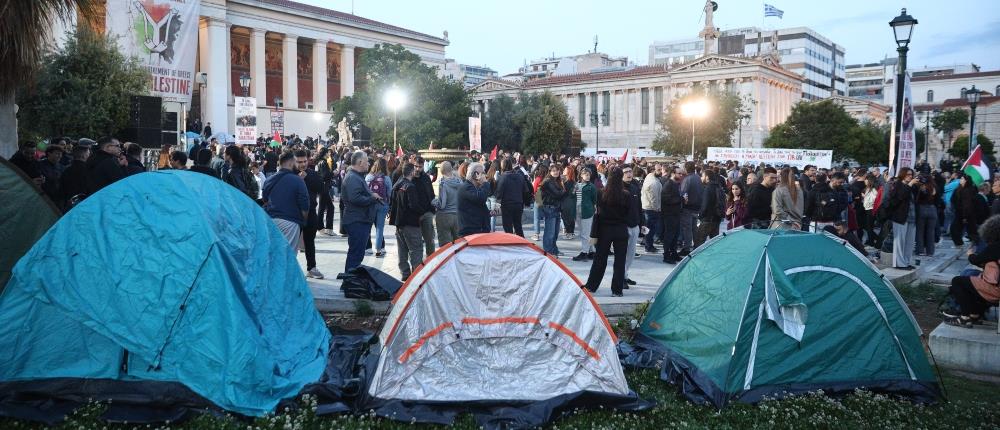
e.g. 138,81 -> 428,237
436,175 -> 463,214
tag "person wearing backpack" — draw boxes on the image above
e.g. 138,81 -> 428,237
365,158 -> 393,257
222,145 -> 259,201
695,167 -> 723,248
388,163 -> 424,280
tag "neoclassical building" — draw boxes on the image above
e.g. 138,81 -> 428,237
471,55 -> 803,155
62,0 -> 449,139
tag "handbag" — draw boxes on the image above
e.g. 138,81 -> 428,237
590,207 -> 602,242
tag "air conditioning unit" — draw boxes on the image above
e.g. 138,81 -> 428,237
305,102 -> 314,110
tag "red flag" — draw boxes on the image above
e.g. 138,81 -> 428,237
272,131 -> 282,143
489,145 -> 498,161
396,144 -> 404,158
619,149 -> 628,163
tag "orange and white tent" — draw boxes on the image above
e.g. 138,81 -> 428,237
369,232 -> 630,402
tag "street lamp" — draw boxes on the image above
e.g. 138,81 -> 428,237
889,8 -> 917,173
589,111 -> 608,155
239,73 -> 251,97
384,86 -> 406,152
680,98 -> 710,160
966,85 -> 981,157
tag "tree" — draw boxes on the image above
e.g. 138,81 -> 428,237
327,43 -> 472,150
930,108 -> 969,151
763,100 -> 858,158
842,120 -> 888,166
514,91 -> 575,156
16,28 -> 149,141
482,94 -> 519,152
948,134 -> 995,164
651,88 -> 744,158
1,0 -> 100,157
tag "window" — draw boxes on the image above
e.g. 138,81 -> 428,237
927,90 -> 934,103
640,88 -> 650,125
654,87 -> 664,124
961,87 -> 967,98
578,93 -> 586,127
602,92 -> 610,126
590,92 -> 598,127
542,64 -> 547,71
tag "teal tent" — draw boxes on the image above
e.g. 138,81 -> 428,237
0,170 -> 330,417
0,157 -> 60,292
633,229 -> 939,407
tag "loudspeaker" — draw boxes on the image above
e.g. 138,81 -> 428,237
121,127 -> 163,148
128,95 -> 163,129
161,131 -> 178,148
162,112 -> 178,131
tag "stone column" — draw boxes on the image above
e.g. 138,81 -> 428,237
251,29 -> 267,105
340,44 -> 355,98
313,39 -> 328,111
282,34 -> 298,109
226,23 -> 233,105
202,19 -> 229,136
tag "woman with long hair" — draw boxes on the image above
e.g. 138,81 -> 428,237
561,165 -> 577,239
540,164 -> 567,254
889,167 -> 919,269
366,157 -> 392,257
770,167 -> 804,230
531,165 -> 546,241
315,148 -> 336,235
914,176 -> 938,257
944,214 -> 1000,328
583,166 -> 632,297
951,173 -> 983,248
725,181 -> 749,230
222,145 -> 258,200
861,174 -> 880,246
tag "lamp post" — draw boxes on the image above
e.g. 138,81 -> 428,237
384,86 -> 406,152
680,98 -> 710,160
923,110 -> 936,165
589,111 -> 608,155
966,85 -> 981,157
889,8 -> 917,174
239,73 -> 251,97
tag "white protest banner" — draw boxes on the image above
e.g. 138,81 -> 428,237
270,110 -> 285,137
468,117 -> 482,152
234,97 -> 257,146
106,0 -> 201,103
896,73 -> 916,170
706,147 -> 833,169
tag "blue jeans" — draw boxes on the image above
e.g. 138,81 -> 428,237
344,222 -> 372,272
372,203 -> 389,250
533,203 -> 542,236
542,205 -> 561,254
643,210 -> 661,250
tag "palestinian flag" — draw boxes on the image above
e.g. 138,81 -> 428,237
962,145 -> 990,186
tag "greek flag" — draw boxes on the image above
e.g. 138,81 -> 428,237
764,4 -> 784,18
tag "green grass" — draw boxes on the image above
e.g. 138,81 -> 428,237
4,368 -> 998,430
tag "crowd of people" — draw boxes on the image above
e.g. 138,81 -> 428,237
7,134 -> 1000,313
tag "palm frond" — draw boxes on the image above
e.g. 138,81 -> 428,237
0,0 -> 101,96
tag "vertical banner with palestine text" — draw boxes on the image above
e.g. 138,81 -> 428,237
468,117 -> 482,152
106,0 -> 201,103
234,97 -> 257,146
897,73 -> 916,171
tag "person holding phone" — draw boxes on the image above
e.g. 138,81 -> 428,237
458,162 -> 492,236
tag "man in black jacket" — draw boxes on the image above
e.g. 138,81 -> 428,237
294,150 -> 325,279
623,165 -> 643,286
86,136 -> 127,193
10,141 -> 42,184
60,143 -> 92,209
495,158 -> 531,236
411,157 -> 436,256
695,168 -> 723,247
389,163 -> 425,280
660,165 -> 684,264
746,167 -> 777,228
805,173 -> 847,231
123,142 -> 146,176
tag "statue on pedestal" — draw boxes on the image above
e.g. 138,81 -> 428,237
336,117 -> 353,146
699,0 -> 720,56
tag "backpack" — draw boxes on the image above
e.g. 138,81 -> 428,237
815,188 -> 840,221
368,174 -> 389,201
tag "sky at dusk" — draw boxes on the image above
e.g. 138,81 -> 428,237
300,0 -> 1000,74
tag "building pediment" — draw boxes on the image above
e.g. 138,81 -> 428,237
471,79 -> 522,93
670,55 -> 759,72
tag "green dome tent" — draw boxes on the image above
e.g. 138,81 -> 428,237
632,229 -> 940,407
0,157 -> 60,292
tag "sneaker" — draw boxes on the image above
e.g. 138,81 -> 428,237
625,278 -> 637,286
375,249 -> 386,257
306,268 -> 324,279
572,253 -> 589,261
532,234 -> 540,241
365,249 -> 374,255
587,252 -> 595,259
644,247 -> 658,253
611,292 -> 624,297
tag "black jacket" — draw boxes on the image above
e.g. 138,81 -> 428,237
626,180 -> 642,228
9,152 -> 40,179
189,165 -> 219,178
660,179 -> 683,215
806,182 -> 849,223
746,183 -> 774,223
412,172 -> 436,214
302,169 -> 324,228
699,180 -> 722,221
495,170 -> 531,207
125,156 -> 145,176
541,178 -> 567,206
458,180 -> 492,235
886,181 -> 914,224
86,150 -> 126,193
60,159 -> 89,201
389,178 -> 422,227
